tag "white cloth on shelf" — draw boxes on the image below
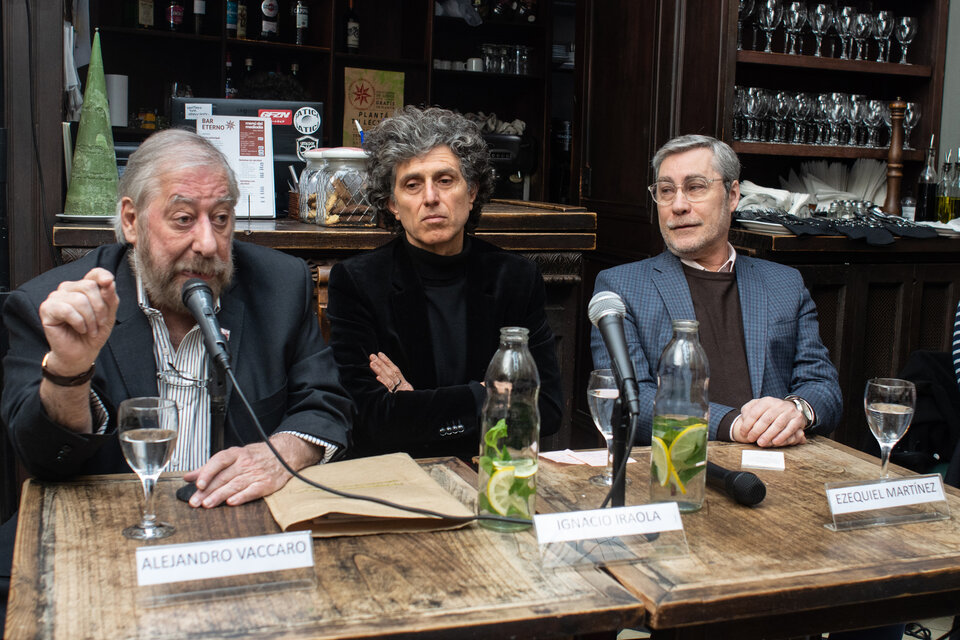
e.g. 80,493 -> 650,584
736,180 -> 817,217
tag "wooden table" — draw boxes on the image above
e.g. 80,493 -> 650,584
537,439 -> 960,639
5,457 -> 641,640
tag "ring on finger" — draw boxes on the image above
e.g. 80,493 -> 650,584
391,379 -> 401,393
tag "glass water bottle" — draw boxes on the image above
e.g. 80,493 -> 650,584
478,327 -> 540,532
650,320 -> 710,512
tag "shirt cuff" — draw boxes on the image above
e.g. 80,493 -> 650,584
276,431 -> 338,463
721,412 -> 741,442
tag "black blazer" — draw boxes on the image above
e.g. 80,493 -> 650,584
327,236 -> 562,460
2,241 -> 354,479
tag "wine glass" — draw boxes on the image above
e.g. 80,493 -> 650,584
783,2 -> 807,55
835,6 -> 856,60
808,4 -> 834,58
757,0 -> 784,54
119,397 -> 179,540
873,11 -> 895,63
903,102 -> 920,149
862,99 -> 884,147
896,17 -> 917,64
587,369 -> 619,486
852,13 -> 873,60
864,378 -> 915,478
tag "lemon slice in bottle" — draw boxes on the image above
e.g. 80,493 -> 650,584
651,436 -> 670,487
486,466 -> 516,516
669,424 -> 707,470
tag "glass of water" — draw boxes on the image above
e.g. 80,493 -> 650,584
587,369 -> 620,486
119,397 -> 179,540
863,378 -> 915,478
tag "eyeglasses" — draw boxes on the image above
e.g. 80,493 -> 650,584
648,177 -> 722,205
157,362 -> 207,389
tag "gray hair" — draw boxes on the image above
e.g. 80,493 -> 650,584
363,106 -> 494,232
651,135 -> 741,193
113,129 -> 239,242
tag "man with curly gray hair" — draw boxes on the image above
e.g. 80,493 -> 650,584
327,106 -> 562,460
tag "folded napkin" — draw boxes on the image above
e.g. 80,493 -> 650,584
737,181 -> 816,218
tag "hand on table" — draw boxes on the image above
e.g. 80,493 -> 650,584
733,397 -> 808,447
182,434 -> 323,508
38,268 -> 118,375
369,352 -> 413,393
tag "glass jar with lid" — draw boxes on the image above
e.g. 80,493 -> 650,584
303,148 -> 374,227
298,149 -> 327,224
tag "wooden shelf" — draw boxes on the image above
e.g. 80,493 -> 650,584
333,52 -> 427,67
227,37 -> 331,54
736,50 -> 932,77
732,141 -> 924,162
98,25 -> 222,44
432,69 -> 544,81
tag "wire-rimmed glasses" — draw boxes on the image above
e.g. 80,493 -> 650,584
649,178 -> 722,205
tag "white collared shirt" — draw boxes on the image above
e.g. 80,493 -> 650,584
680,242 -> 738,273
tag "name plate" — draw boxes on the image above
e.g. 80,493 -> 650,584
136,531 -> 314,586
826,476 -> 946,515
534,503 -> 683,545
823,474 -> 951,532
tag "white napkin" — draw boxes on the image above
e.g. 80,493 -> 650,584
737,180 -> 816,217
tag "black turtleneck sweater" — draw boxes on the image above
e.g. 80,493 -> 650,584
403,236 -> 471,387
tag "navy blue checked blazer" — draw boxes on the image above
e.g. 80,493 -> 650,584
591,251 -> 841,443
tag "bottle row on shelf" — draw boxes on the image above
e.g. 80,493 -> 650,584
125,0 -> 359,50
916,138 -> 960,223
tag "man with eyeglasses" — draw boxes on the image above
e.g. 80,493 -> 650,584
591,134 -> 841,448
1,129 -> 353,508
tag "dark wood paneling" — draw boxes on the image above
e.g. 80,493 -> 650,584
3,0 -> 63,286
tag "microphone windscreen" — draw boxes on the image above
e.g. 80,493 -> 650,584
588,291 -> 626,326
727,471 -> 766,506
181,278 -> 212,307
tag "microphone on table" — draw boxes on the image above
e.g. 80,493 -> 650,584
706,461 -> 766,506
181,278 -> 232,372
587,291 -> 641,417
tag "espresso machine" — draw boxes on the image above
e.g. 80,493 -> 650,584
483,133 -> 536,200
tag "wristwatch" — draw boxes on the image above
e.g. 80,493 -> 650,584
786,395 -> 814,430
41,352 -> 96,387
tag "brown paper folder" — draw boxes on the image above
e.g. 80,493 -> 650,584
264,452 -> 475,537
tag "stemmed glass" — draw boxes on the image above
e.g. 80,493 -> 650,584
772,91 -> 794,142
119,397 -> 179,540
757,0 -> 784,54
873,11 -> 895,63
825,92 -> 848,145
808,4 -> 834,57
863,99 -> 885,147
903,102 -> 920,149
864,378 -> 915,478
587,369 -> 620,486
896,17 -> 917,64
836,6 -> 856,60
852,13 -> 873,60
784,2 -> 807,55
791,91 -> 814,143
738,0 -> 756,51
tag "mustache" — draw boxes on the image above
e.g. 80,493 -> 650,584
174,256 -> 231,279
666,220 -> 701,230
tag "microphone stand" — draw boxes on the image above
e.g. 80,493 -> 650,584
610,398 -> 627,507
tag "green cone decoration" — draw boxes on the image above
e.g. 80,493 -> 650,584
63,30 -> 118,217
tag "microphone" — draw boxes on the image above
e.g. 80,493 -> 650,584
181,279 -> 231,372
706,461 -> 766,506
588,291 -> 641,417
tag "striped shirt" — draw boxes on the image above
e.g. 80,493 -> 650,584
953,300 -> 960,389
132,268 -> 338,471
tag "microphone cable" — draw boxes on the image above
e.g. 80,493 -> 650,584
599,410 -> 639,509
221,364 -> 533,527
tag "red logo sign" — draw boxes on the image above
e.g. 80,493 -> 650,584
258,109 -> 292,126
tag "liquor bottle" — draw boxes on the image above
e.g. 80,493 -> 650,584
192,0 -> 206,34
914,136 -> 938,222
345,0 -> 360,54
237,0 -> 248,38
515,0 -> 537,22
166,0 -> 184,31
294,0 -> 309,46
260,0 -> 280,40
225,54 -> 238,99
937,150 -> 953,223
951,148 -> 960,221
651,319 -> 709,513
226,0 -> 238,36
477,327 -> 540,532
138,0 -> 155,28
